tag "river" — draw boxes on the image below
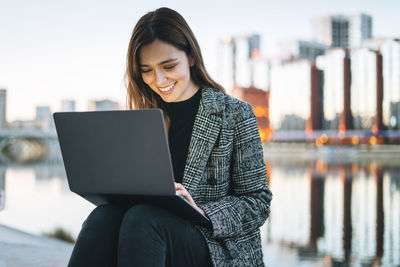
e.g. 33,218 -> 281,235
0,147 -> 399,266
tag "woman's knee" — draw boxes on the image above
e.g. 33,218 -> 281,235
83,204 -> 126,228
121,204 -> 167,230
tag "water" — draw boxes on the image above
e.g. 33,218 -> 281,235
262,155 -> 400,266
0,154 -> 399,266
0,164 -> 94,237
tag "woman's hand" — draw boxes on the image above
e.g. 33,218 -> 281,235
174,182 -> 206,217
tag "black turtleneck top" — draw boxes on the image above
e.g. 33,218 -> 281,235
165,88 -> 202,183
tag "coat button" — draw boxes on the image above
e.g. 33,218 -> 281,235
207,177 -> 217,186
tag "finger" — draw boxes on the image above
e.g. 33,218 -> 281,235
176,188 -> 188,196
177,189 -> 194,203
176,187 -> 187,195
181,195 -> 194,205
174,183 -> 183,189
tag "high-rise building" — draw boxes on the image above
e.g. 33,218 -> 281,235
313,15 -> 349,48
61,99 -> 76,112
88,99 -> 120,111
316,48 -> 352,130
350,48 -> 380,130
35,106 -> 53,129
279,40 -> 329,61
381,39 -> 400,129
218,34 -> 261,90
235,37 -> 252,87
349,13 -> 373,48
0,89 -> 6,129
312,13 -> 373,49
218,36 -> 235,91
269,59 -> 323,133
252,58 -> 271,91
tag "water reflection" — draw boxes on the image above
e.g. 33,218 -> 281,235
0,163 -> 94,237
0,158 -> 399,266
265,159 -> 400,266
0,166 -> 5,211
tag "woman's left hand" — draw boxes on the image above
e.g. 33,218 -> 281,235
175,182 -> 206,217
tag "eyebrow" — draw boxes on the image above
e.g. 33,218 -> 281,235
140,58 -> 179,67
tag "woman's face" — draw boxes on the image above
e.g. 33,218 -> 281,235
139,39 -> 199,103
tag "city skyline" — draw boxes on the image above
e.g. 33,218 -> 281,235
0,0 -> 399,121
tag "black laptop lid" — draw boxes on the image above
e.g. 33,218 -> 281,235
53,109 -> 175,197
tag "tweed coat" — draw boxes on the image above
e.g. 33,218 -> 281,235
180,87 -> 272,267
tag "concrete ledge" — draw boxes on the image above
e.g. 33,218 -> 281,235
0,224 -> 73,267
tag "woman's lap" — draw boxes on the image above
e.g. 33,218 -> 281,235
68,204 -> 212,267
119,204 -> 211,267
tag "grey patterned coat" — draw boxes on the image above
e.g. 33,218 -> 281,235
181,87 -> 272,267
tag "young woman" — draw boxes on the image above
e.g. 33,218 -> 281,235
68,7 -> 272,267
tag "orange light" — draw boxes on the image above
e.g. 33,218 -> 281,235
254,107 -> 266,117
351,136 -> 359,146
369,136 -> 377,145
259,129 -> 266,142
320,133 -> 328,143
339,122 -> 346,133
315,138 -> 323,147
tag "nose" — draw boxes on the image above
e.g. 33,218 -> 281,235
154,69 -> 166,85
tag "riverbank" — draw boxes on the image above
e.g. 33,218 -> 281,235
0,224 -> 73,267
263,143 -> 400,165
0,222 -> 326,267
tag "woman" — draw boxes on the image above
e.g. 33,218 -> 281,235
69,7 -> 272,267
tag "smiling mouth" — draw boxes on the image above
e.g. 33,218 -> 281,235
158,82 -> 176,93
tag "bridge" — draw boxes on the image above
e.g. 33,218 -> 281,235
0,129 -> 62,164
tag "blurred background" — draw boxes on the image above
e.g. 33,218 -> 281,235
0,0 -> 399,266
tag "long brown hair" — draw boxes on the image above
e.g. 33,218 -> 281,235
125,7 -> 225,119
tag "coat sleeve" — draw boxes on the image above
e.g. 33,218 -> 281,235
198,103 -> 273,239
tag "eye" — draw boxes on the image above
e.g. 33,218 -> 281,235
140,69 -> 152,73
164,64 -> 176,70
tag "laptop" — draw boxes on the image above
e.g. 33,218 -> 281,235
53,109 -> 210,226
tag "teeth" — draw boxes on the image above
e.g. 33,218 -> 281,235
159,83 -> 175,92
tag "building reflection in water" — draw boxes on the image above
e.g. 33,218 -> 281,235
0,166 -> 5,211
342,166 -> 352,263
0,159 -> 398,266
266,159 -> 400,266
375,166 -> 384,266
308,167 -> 325,254
0,162 -> 94,237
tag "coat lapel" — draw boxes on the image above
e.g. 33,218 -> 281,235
182,88 -> 225,195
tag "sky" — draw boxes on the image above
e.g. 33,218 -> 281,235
0,0 -> 399,121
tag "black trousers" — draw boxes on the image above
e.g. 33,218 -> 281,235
68,204 -> 212,267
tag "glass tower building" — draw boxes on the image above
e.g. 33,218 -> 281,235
269,60 -> 312,131
350,48 -> 377,130
317,49 -> 349,130
381,39 -> 400,129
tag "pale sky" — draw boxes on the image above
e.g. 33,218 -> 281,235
0,0 -> 399,121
